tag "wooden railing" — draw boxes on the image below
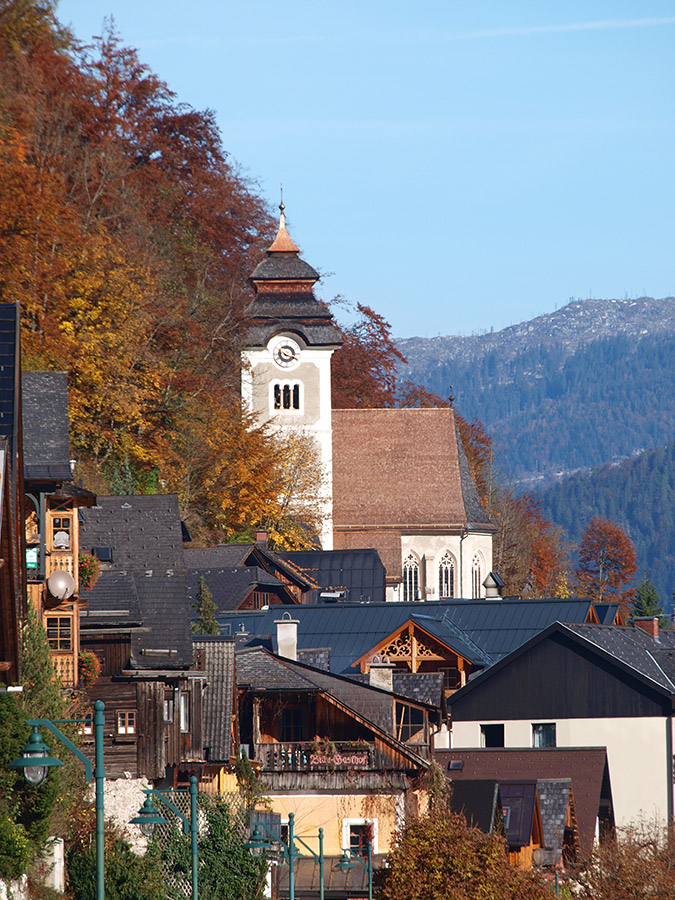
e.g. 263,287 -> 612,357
255,741 -> 386,772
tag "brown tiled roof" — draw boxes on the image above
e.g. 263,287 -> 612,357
332,408 -> 494,535
435,747 -> 612,858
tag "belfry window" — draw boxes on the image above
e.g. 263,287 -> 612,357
272,381 -> 301,412
471,554 -> 482,599
402,554 -> 420,602
438,552 -> 456,599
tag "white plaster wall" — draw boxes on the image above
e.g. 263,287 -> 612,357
241,342 -> 337,549
400,531 -> 493,599
451,716 -> 672,826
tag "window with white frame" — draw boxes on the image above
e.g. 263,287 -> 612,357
180,692 -> 190,733
402,554 -> 419,602
341,818 -> 378,854
438,552 -> 456,598
471,554 -> 482,599
271,380 -> 302,412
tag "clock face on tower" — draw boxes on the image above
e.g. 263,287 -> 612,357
271,337 -> 301,370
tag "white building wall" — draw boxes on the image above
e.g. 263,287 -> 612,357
399,531 -> 493,600
451,716 -> 673,826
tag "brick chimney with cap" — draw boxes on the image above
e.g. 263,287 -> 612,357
633,616 -> 659,638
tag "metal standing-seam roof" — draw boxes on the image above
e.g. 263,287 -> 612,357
281,548 -> 386,602
216,598 -> 598,675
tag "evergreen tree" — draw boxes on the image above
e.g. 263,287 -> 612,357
192,577 -> 220,636
631,575 -> 669,627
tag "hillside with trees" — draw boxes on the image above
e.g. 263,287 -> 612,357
397,299 -> 675,488
537,441 -> 675,613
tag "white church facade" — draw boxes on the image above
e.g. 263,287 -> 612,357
242,206 -> 495,597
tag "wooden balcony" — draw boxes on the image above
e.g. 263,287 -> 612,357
255,741 -> 384,772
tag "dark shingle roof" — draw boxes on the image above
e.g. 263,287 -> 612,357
281,549 -> 386,602
185,544 -> 317,591
79,495 -> 193,668
537,778 -> 574,864
193,638 -> 236,763
450,780 -> 501,834
187,566 -> 286,612
436,748 -> 611,858
22,371 -> 72,481
0,306 -> 19,453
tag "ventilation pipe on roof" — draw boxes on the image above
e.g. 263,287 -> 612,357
483,572 -> 504,600
368,654 -> 396,692
275,611 -> 299,660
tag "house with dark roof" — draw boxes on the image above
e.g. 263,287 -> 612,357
281,548 -> 386,603
448,618 -> 672,827
185,541 -> 318,609
0,305 -> 26,686
235,645 -> 431,859
436,748 -> 609,861
22,369 -> 96,687
79,495 -> 206,782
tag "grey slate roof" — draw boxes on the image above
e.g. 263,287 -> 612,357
455,419 -> 492,526
187,566 -> 290,612
281,548 -> 386,602
22,371 -> 72,482
184,544 -> 316,591
250,256 -> 319,281
350,671 -> 444,708
79,495 -> 193,668
193,638 -> 236,763
537,778 -> 573,865
215,598 -> 597,675
0,306 -> 19,454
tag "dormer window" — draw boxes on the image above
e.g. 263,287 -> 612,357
272,381 -> 302,412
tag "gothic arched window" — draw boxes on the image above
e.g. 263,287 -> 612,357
402,554 -> 420,602
471,553 -> 483,599
438,552 -> 456,599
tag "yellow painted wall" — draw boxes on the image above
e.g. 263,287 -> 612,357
258,792 -> 404,855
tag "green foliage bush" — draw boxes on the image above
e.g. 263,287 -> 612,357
0,814 -> 31,881
161,795 -> 266,900
68,836 -> 165,900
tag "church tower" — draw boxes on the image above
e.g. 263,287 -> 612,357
241,202 -> 342,548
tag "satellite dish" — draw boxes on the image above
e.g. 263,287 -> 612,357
47,570 -> 75,600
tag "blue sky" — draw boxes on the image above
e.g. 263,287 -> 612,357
55,1 -> 675,338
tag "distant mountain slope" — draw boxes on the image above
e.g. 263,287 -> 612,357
536,442 -> 675,614
397,297 -> 675,486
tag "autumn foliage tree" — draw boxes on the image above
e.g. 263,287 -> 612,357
574,517 -> 637,612
378,808 -> 550,900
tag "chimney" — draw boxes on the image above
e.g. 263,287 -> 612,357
255,530 -> 268,548
368,654 -> 396,692
275,612 -> 299,660
633,616 -> 659,639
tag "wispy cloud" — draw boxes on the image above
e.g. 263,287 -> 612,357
448,17 -> 675,40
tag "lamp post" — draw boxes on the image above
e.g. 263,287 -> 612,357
245,811 -> 306,900
293,827 -> 324,900
131,774 -> 199,900
10,699 -> 106,900
335,840 -> 373,900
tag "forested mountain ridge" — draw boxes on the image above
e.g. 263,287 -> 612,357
397,297 -> 675,486
537,441 -> 675,614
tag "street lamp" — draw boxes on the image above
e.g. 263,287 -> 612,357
131,774 -> 199,900
245,811 -> 306,900
10,700 -> 106,900
335,840 -> 373,900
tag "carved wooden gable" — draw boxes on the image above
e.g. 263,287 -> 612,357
353,620 -> 468,675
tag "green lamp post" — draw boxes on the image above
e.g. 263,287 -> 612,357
245,811 -> 305,900
131,774 -> 199,900
335,840 -> 373,900
10,700 -> 106,900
